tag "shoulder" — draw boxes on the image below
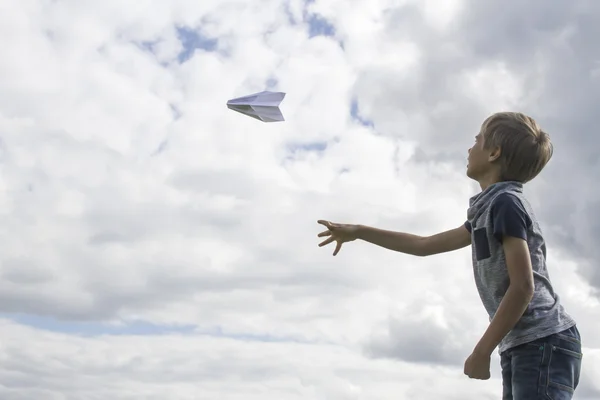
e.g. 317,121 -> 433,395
491,191 -> 523,207
490,192 -> 532,241
491,192 -> 529,217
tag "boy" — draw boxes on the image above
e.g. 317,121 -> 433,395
317,112 -> 582,399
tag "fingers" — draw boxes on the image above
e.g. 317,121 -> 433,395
333,241 -> 342,256
318,237 -> 335,247
317,220 -> 342,256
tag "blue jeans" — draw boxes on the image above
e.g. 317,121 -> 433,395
500,325 -> 582,400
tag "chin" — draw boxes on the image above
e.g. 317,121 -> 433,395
466,169 -> 477,180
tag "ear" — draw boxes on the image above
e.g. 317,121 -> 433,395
487,146 -> 501,162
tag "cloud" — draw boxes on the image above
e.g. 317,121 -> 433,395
0,319 -> 504,400
337,0 -> 600,290
1,0 -> 599,398
364,304 -> 471,366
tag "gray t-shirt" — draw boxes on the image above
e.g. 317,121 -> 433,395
465,181 -> 576,354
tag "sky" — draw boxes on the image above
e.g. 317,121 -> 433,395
1,0 -> 599,399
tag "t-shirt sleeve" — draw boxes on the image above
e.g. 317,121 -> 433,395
490,193 -> 531,242
464,220 -> 472,233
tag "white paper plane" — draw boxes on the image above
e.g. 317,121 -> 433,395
226,91 -> 286,122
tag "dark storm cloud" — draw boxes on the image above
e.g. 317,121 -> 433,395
353,0 -> 600,291
363,314 -> 467,366
459,1 -> 600,290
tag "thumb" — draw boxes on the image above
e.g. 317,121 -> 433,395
318,220 -> 336,230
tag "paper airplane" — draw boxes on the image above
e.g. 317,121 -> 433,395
226,91 -> 286,122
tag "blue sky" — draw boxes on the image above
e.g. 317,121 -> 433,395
3,314 -> 320,343
3,314 -> 196,336
176,26 -> 218,63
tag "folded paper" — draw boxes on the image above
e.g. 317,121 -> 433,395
227,91 -> 286,122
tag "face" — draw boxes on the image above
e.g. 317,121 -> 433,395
466,133 -> 491,180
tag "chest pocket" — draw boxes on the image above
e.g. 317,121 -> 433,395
473,227 -> 491,261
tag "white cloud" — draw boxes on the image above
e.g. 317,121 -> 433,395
0,319 -> 505,400
1,0 -> 599,399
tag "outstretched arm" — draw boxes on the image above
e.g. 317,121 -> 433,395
355,224 -> 471,257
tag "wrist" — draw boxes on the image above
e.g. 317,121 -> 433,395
473,340 -> 495,356
353,224 -> 367,239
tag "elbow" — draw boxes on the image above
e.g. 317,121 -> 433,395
523,279 -> 535,298
513,280 -> 535,301
415,237 -> 430,257
416,249 -> 430,257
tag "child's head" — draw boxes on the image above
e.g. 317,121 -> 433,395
467,112 -> 553,187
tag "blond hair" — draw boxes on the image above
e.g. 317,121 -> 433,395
481,112 -> 553,183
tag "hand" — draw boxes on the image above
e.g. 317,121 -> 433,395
463,350 -> 491,380
317,220 -> 359,256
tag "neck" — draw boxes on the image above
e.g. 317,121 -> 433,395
478,171 -> 502,191
479,181 -> 498,191
479,180 -> 501,191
